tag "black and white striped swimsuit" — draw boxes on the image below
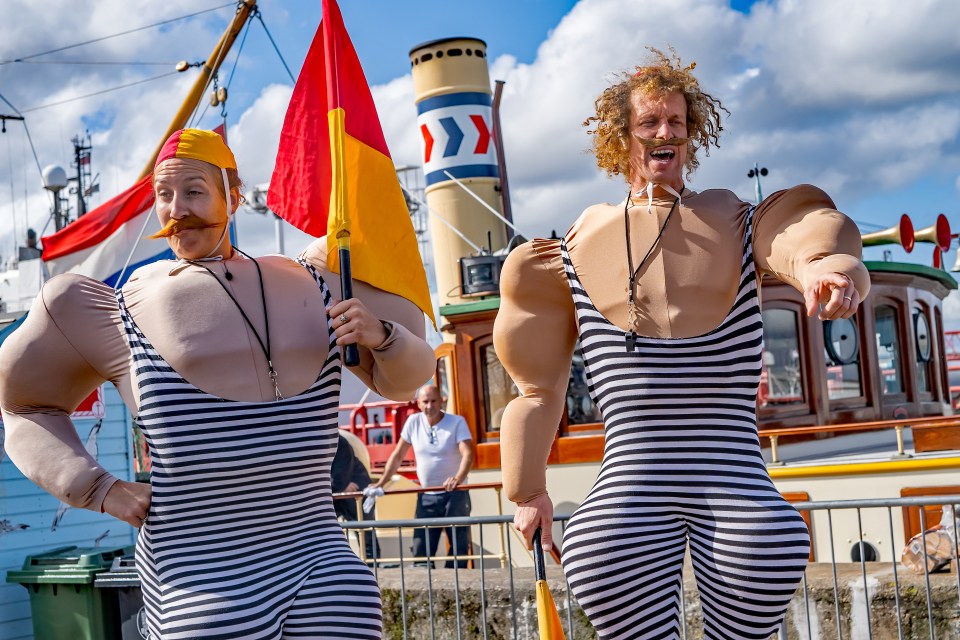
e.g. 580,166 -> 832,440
559,210 -> 810,639
117,262 -> 382,640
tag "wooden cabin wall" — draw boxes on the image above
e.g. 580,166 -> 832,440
757,274 -> 950,437
0,385 -> 136,640
439,268 -> 954,469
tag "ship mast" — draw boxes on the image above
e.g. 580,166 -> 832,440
137,0 -> 258,179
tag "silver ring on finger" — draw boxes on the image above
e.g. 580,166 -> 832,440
339,313 -> 348,324
843,296 -> 852,302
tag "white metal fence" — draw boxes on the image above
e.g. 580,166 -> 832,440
339,495 -> 960,640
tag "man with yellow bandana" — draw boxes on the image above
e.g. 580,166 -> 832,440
0,128 -> 434,638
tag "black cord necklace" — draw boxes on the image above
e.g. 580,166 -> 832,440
186,247 -> 282,401
624,189 -> 682,351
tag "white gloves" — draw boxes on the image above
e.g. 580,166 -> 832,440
362,486 -> 385,514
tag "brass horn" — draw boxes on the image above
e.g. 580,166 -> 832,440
862,214 -> 914,253
914,213 -> 951,251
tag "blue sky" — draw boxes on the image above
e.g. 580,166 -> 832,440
1,0 -> 958,278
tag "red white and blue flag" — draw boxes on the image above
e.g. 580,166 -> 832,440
40,175 -> 173,288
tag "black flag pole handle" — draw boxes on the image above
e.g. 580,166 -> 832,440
533,526 -> 547,582
338,240 -> 361,367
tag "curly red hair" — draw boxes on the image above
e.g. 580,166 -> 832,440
584,47 -> 727,181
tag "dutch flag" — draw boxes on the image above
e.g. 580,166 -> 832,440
40,175 -> 173,288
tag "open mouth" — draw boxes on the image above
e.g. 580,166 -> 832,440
651,148 -> 675,161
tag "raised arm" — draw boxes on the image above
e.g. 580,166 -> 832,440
494,240 -> 578,500
0,275 -> 130,512
300,239 -> 436,401
754,184 -> 870,319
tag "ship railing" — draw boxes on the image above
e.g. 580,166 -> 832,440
759,414 -> 960,464
336,495 -> 960,640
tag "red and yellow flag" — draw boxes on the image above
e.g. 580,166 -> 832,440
267,0 -> 434,325
536,579 -> 566,640
533,527 -> 566,639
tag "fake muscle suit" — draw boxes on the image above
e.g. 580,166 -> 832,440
495,184 -> 869,638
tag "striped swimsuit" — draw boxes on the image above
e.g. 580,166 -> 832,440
117,263 -> 382,640
559,211 -> 810,639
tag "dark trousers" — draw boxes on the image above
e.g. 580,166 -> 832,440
412,490 -> 471,568
335,497 -> 380,560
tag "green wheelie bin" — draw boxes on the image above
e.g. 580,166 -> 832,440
95,554 -> 148,640
6,545 -> 131,640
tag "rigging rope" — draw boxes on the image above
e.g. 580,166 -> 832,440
193,13 -> 254,126
0,2 -> 234,66
20,72 -> 179,114
0,93 -> 46,197
15,60 -> 179,67
225,17 -> 254,92
187,2 -> 245,129
255,10 -> 296,83
7,133 -> 18,254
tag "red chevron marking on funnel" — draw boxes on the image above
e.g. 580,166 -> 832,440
421,123 -> 435,163
470,115 -> 491,155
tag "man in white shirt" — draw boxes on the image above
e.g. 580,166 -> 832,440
371,384 -> 474,567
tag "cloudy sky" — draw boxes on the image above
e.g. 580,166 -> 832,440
1,0 -> 959,314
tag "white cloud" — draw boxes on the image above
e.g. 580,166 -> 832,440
743,0 -> 960,107
371,75 -> 418,167
944,290 -> 960,331
463,0 -> 960,236
1,0 -> 959,259
228,84 -> 292,188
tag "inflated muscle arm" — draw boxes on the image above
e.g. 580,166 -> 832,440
754,184 -> 871,300
0,275 -> 131,511
494,239 -> 578,504
299,239 -> 435,401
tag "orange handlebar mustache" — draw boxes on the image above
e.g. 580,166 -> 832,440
148,217 -> 224,239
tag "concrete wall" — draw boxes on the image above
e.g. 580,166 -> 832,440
376,562 -> 960,640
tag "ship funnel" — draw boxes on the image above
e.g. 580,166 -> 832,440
409,37 -> 509,307
862,214 -> 914,253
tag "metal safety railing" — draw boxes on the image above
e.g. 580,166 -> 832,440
337,495 -> 960,640
759,415 -> 960,465
334,482 -> 512,567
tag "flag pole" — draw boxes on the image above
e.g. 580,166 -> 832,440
337,231 -> 360,366
325,0 -> 360,367
534,526 -> 567,639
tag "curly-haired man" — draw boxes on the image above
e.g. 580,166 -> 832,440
493,48 -> 869,639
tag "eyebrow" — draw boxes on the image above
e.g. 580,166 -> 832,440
154,174 -> 210,185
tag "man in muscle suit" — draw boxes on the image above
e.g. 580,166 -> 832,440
494,49 -> 869,639
0,129 -> 434,639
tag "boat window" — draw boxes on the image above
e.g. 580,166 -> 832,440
760,309 -> 805,407
480,343 -> 520,433
436,355 -> 455,415
936,307 -> 951,404
875,305 -> 904,395
824,316 -> 862,400
567,342 -> 602,427
914,307 -> 932,362
913,306 -> 932,393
